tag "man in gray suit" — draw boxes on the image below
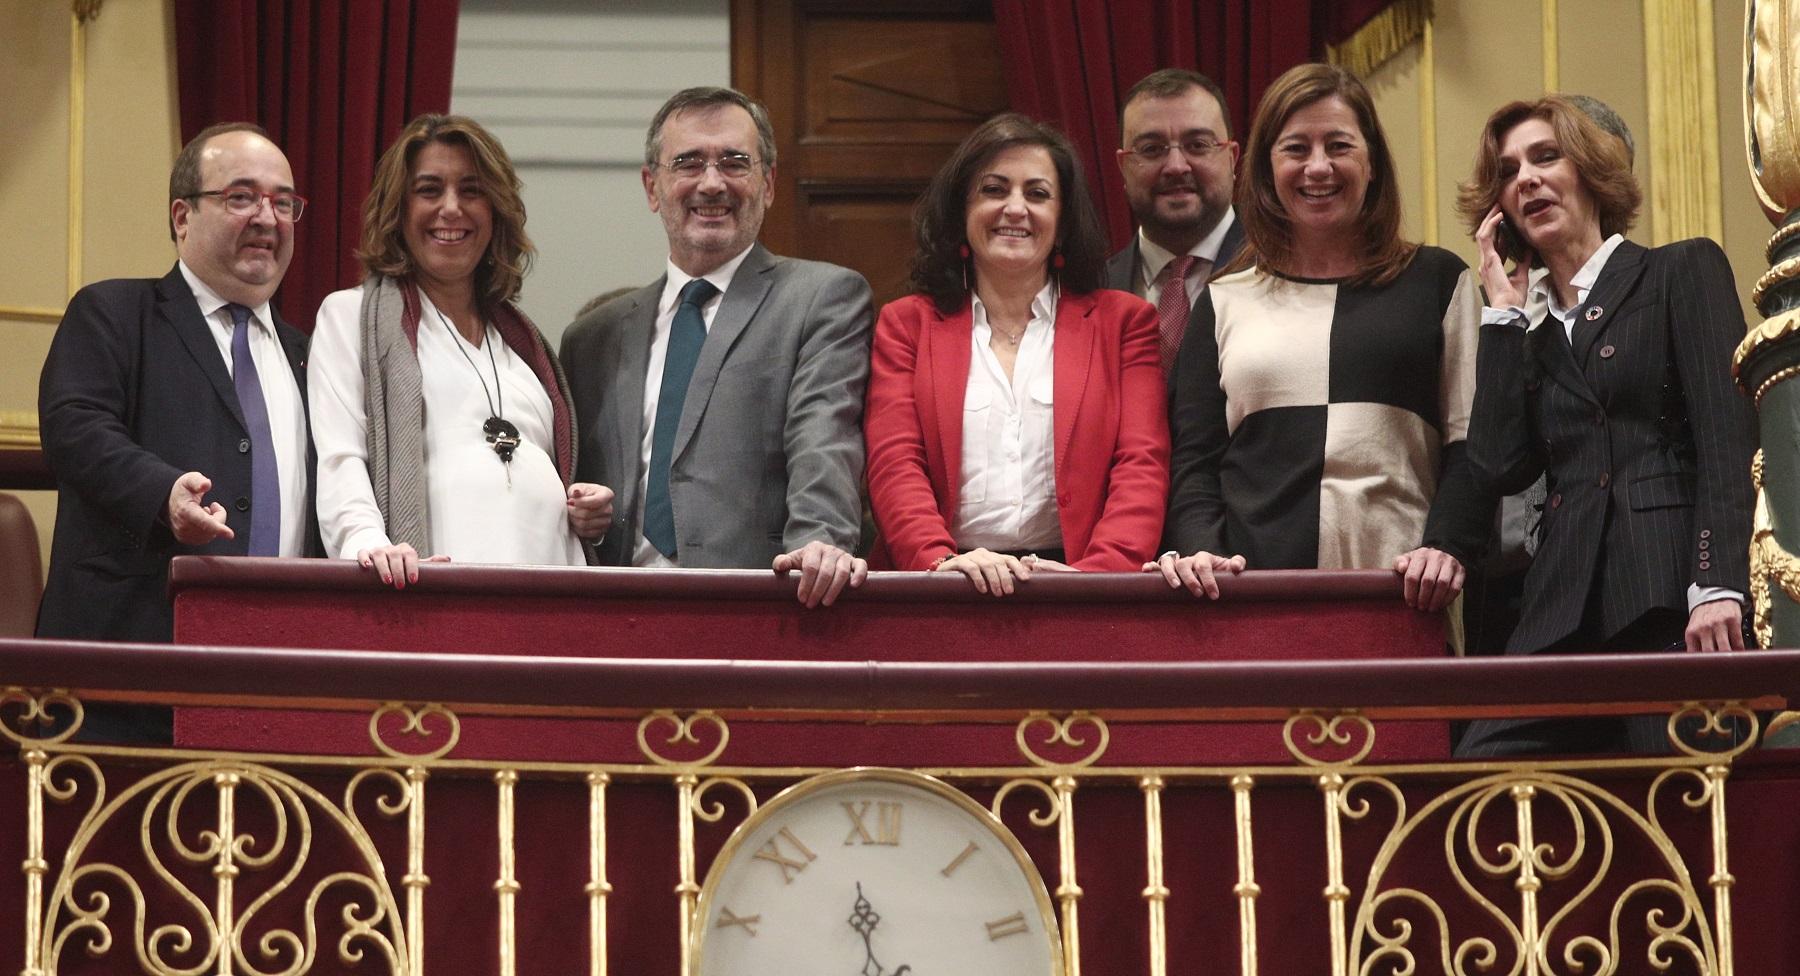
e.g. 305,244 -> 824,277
562,87 -> 872,606
1106,69 -> 1245,375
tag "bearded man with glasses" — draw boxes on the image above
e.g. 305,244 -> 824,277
1107,69 -> 1245,377
560,86 -> 874,608
36,122 -> 321,733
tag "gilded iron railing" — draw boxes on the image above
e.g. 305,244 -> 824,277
3,641 -> 1798,976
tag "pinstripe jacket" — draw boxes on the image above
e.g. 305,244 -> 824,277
1468,237 -> 1756,653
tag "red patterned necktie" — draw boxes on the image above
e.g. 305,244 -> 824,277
1155,255 -> 1202,375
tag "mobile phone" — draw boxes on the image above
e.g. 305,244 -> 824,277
1493,216 -> 1529,265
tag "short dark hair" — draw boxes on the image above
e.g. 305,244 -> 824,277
168,122 -> 271,241
1119,69 -> 1232,139
910,113 -> 1108,315
1228,63 -> 1414,287
1456,95 -> 1641,240
1564,93 -> 1635,165
644,86 -> 778,171
358,114 -> 535,312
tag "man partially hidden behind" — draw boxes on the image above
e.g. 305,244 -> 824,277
561,87 -> 873,606
1107,69 -> 1245,375
37,122 -> 319,654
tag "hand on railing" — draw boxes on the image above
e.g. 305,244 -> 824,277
1392,547 -> 1464,612
1687,598 -> 1747,652
772,540 -> 867,608
357,543 -> 450,590
1144,550 -> 1246,599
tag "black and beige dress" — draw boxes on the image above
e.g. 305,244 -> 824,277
1165,245 -> 1489,568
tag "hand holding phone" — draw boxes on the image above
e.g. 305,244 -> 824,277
1492,216 -> 1527,265
1475,206 -> 1532,308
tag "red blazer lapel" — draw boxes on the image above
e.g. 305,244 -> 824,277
926,301 -> 974,512
1052,290 -> 1096,488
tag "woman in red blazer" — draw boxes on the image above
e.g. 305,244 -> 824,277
866,113 -> 1169,595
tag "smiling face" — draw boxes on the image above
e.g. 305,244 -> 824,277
644,104 -> 773,277
1118,86 -> 1237,251
964,144 -> 1061,286
171,130 -> 295,307
1269,96 -> 1372,251
401,140 -> 494,295
1496,116 -> 1601,255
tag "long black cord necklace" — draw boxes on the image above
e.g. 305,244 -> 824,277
435,306 -> 520,484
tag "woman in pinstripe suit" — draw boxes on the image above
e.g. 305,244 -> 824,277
1456,96 -> 1757,755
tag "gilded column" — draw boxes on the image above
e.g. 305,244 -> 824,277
1643,0 -> 1723,244
1734,0 -> 1800,647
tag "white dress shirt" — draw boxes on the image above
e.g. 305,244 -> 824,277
177,261 -> 308,557
952,281 -> 1062,553
1479,234 -> 1738,612
632,245 -> 757,567
1137,207 -> 1236,308
309,286 -> 584,566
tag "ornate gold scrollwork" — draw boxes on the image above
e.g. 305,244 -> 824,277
691,776 -> 758,824
991,777 -> 1062,827
1014,711 -> 1109,769
1001,714 -> 1095,976
42,753 -> 106,835
1745,448 -> 1800,649
369,703 -> 461,762
636,710 -> 730,768
1667,703 -> 1761,759
1344,772 -> 1719,976
0,687 -> 85,746
40,761 -> 407,974
1282,710 -> 1376,767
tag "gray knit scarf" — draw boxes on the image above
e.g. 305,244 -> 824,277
359,274 -> 430,552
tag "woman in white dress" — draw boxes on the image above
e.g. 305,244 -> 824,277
310,114 -> 611,588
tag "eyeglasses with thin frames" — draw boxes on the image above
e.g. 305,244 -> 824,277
654,152 -> 762,181
1116,138 -> 1234,169
190,188 -> 307,222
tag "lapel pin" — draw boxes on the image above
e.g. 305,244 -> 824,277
1584,306 -> 1603,321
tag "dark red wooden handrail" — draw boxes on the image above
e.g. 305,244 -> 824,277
168,555 -> 1407,603
3,638 -> 1796,717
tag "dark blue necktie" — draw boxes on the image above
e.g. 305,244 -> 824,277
644,278 -> 719,558
228,303 -> 281,556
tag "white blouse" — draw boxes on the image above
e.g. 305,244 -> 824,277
952,282 -> 1062,552
309,285 -> 585,566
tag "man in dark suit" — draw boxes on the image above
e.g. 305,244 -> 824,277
1106,69 -> 1245,375
37,122 -> 319,646
561,87 -> 873,607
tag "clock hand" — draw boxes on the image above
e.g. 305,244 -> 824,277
847,882 -> 912,976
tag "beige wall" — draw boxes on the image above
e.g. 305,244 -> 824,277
0,1 -> 179,577
1367,0 -> 1771,317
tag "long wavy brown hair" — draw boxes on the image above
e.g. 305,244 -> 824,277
1224,63 -> 1414,287
1456,95 -> 1641,242
357,114 -> 534,312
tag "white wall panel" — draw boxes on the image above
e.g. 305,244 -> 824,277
453,0 -> 729,337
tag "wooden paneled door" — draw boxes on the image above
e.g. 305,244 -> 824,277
731,0 -> 1005,307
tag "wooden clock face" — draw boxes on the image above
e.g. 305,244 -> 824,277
691,768 -> 1063,976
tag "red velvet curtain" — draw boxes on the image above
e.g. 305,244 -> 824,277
994,0 -> 1403,248
174,1 -> 460,331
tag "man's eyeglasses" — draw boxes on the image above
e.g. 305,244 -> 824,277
1116,138 -> 1233,168
190,188 -> 307,221
656,152 -> 761,181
